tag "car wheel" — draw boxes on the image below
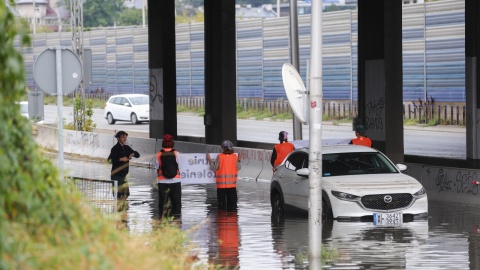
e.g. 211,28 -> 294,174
131,113 -> 138,125
107,113 -> 115,125
271,191 -> 284,218
322,199 -> 333,221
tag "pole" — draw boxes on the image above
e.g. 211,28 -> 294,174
308,0 -> 323,268
32,0 -> 36,34
55,47 -> 64,180
290,0 -> 302,140
142,0 -> 146,28
277,0 -> 280,18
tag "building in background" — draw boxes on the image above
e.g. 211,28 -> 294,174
15,0 -> 68,32
236,4 -> 277,19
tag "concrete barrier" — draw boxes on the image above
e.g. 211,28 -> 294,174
35,124 -> 480,206
35,125 -> 274,183
404,163 -> 480,206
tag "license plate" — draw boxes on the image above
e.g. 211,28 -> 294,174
373,212 -> 403,226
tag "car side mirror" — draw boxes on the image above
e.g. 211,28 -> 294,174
296,168 -> 309,177
124,103 -> 131,107
396,164 -> 407,171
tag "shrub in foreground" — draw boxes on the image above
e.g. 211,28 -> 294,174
0,2 -> 198,269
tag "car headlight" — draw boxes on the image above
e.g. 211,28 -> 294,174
331,190 -> 361,202
413,187 -> 427,198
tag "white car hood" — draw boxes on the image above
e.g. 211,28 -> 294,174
323,173 -> 423,195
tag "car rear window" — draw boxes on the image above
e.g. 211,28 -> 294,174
129,96 -> 149,105
322,152 -> 398,177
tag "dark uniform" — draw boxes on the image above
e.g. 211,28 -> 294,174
108,131 -> 140,199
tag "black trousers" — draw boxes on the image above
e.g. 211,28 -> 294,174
217,187 -> 238,212
158,182 -> 182,217
111,174 -> 129,199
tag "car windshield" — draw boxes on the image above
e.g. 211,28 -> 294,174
128,96 -> 149,105
322,152 -> 398,177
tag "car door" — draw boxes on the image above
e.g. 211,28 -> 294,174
291,152 -> 309,209
117,97 -> 130,120
279,151 -> 308,209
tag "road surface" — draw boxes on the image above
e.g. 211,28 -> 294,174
42,105 -> 467,159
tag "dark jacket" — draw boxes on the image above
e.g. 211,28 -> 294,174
108,143 -> 140,177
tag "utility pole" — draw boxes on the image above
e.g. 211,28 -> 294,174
308,0 -> 323,268
290,0 -> 302,140
32,0 -> 36,34
70,0 -> 85,130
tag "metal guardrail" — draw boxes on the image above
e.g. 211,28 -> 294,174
69,177 -> 118,218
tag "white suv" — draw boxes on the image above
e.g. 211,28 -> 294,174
270,144 -> 428,225
104,94 -> 150,125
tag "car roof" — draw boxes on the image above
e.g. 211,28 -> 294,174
295,144 -> 378,155
110,94 -> 148,98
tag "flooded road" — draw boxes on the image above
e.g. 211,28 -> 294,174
60,156 -> 480,269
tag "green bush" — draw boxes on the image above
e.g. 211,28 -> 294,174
427,118 -> 439,126
0,3 -> 196,269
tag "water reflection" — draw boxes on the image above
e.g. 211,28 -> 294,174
57,156 -> 480,269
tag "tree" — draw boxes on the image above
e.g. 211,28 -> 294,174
83,0 -> 125,28
236,0 -> 276,7
118,8 -> 145,26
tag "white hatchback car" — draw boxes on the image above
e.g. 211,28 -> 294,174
104,94 -> 149,124
270,145 -> 428,225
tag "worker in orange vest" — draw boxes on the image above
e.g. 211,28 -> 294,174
155,134 -> 181,218
270,131 -> 295,170
349,125 -> 372,147
206,140 -> 241,211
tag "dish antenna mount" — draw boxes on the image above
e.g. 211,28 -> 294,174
282,63 -> 309,124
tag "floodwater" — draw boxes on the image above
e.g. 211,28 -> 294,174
59,156 -> 480,269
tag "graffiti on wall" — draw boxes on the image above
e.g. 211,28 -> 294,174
427,167 -> 479,195
65,132 -> 100,154
149,69 -> 164,121
236,148 -> 271,164
365,97 -> 385,131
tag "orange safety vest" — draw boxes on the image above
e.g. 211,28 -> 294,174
273,142 -> 295,166
352,136 -> 372,147
156,149 -> 180,180
216,153 -> 238,189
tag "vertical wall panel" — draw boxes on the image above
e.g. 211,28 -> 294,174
17,0 -> 465,103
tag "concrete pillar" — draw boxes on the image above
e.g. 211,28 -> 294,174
204,0 -> 237,145
357,0 -> 403,163
466,0 -> 480,168
147,0 -> 177,139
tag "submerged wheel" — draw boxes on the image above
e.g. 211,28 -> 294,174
107,113 -> 115,124
322,199 -> 333,221
271,191 -> 284,217
131,113 -> 138,124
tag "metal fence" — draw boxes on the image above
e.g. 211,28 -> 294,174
177,97 -> 466,125
69,177 -> 118,218
55,93 -> 466,125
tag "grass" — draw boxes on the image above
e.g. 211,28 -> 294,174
291,245 -> 340,268
42,96 -> 459,127
43,95 -> 106,108
403,118 -> 419,126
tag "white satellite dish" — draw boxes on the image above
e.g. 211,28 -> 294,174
282,63 -> 308,124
